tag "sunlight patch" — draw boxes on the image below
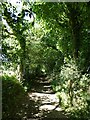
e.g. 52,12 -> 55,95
39,104 -> 62,111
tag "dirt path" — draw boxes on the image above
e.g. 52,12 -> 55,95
23,76 -> 69,120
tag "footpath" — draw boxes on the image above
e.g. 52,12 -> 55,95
25,76 -> 69,120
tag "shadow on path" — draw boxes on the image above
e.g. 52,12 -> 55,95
24,76 -> 69,120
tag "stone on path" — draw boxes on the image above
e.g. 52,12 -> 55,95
27,77 -> 69,120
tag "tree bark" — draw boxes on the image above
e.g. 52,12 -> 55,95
66,3 -> 82,59
19,38 -> 26,81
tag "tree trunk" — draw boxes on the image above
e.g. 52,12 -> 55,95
67,3 -> 81,59
19,38 -> 26,81
68,80 -> 74,106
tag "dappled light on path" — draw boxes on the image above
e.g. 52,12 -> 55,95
26,76 -> 69,120
28,92 -> 61,111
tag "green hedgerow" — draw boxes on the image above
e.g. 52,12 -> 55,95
2,75 -> 27,119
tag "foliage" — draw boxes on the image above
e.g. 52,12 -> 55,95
2,1 -> 35,81
51,60 -> 90,118
1,2 -> 90,119
66,106 -> 89,120
2,75 -> 27,119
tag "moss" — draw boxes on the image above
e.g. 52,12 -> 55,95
2,75 -> 27,119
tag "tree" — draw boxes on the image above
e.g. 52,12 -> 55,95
66,3 -> 83,59
2,1 -> 35,80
